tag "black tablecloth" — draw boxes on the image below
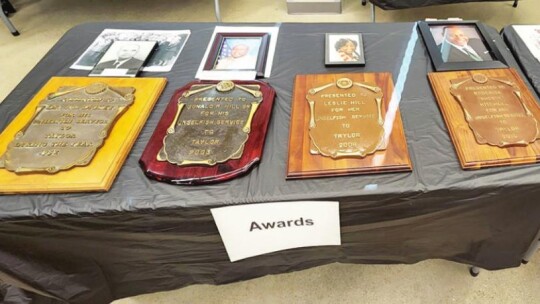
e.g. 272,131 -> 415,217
1,22 -> 540,304
502,25 -> 540,96
370,0 -> 513,10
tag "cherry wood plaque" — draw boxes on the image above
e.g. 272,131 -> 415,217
0,77 -> 167,194
140,80 -> 275,185
287,73 -> 412,179
428,68 -> 540,169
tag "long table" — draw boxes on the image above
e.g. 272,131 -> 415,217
1,22 -> 540,304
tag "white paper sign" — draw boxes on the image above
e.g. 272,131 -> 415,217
211,201 -> 341,262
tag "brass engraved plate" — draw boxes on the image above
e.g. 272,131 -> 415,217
0,83 -> 135,173
307,78 -> 386,158
158,81 -> 262,166
450,73 -> 540,147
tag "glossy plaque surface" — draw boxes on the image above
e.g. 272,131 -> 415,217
307,77 -> 385,158
140,80 -> 275,185
0,83 -> 134,173
0,77 -> 167,194
450,73 -> 539,147
429,68 -> 540,169
287,73 -> 412,179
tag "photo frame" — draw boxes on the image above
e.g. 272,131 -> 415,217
89,40 -> 157,77
325,33 -> 365,66
203,33 -> 270,77
195,26 -> 280,81
418,21 -> 507,71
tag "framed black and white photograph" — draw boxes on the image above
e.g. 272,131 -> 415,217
325,33 -> 365,66
204,33 -> 270,75
89,40 -> 157,77
196,26 -> 280,80
71,29 -> 190,72
418,21 -> 507,71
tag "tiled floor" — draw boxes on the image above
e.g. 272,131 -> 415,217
1,0 -> 539,303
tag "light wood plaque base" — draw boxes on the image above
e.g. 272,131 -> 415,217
0,77 -> 167,194
428,68 -> 540,170
287,73 -> 412,179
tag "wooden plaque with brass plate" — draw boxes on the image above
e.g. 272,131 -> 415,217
287,73 -> 412,179
139,80 -> 275,185
428,68 -> 540,169
0,77 -> 167,194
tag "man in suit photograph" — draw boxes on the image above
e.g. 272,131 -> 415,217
94,44 -> 144,70
439,26 -> 493,62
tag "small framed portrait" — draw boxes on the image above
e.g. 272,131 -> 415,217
196,26 -> 279,80
325,33 -> 365,66
89,40 -> 157,77
418,21 -> 507,71
203,33 -> 270,77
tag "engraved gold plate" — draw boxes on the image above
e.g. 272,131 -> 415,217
450,73 -> 540,147
307,78 -> 386,158
158,81 -> 262,166
0,83 -> 135,173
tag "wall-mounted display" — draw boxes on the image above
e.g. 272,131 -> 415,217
140,80 -> 276,185
428,68 -> 540,169
71,29 -> 191,72
0,77 -> 167,194
196,26 -> 280,80
325,33 -> 365,66
418,21 -> 506,71
90,40 -> 157,77
287,73 -> 412,179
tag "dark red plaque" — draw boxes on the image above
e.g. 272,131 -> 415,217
139,80 -> 275,185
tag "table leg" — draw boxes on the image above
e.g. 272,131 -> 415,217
1,0 -> 16,15
370,3 -> 375,22
0,7 -> 18,36
513,0 -> 518,7
362,0 -> 367,6
469,266 -> 480,277
214,0 -> 222,22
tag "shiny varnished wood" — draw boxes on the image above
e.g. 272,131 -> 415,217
0,77 -> 167,193
287,73 -> 412,179
139,80 -> 275,185
428,68 -> 540,169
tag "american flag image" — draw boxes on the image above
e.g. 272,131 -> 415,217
219,39 -> 233,60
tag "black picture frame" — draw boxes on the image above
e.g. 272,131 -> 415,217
203,32 -> 270,77
325,33 -> 365,66
418,21 -> 507,71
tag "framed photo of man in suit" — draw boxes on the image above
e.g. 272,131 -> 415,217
90,40 -> 157,77
419,21 -> 507,71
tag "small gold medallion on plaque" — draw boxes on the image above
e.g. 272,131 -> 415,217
0,83 -> 135,173
158,81 -> 263,166
450,73 -> 540,147
306,78 -> 386,158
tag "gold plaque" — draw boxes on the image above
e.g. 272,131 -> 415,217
157,81 -> 262,166
450,73 -> 540,147
306,78 -> 386,158
0,83 -> 134,173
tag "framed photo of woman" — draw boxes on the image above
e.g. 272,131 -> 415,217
325,33 -> 365,66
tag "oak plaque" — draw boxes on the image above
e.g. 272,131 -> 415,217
0,83 -> 134,173
428,68 -> 540,169
287,73 -> 412,179
0,77 -> 167,194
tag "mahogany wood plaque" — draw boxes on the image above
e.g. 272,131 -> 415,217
428,68 -> 540,169
0,77 -> 167,194
287,73 -> 412,179
140,80 -> 275,185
